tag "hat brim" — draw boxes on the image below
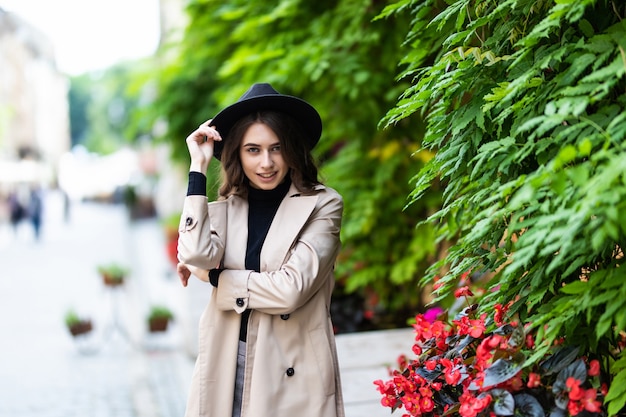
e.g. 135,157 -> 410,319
211,94 -> 321,160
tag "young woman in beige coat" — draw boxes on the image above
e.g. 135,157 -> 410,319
176,83 -> 345,417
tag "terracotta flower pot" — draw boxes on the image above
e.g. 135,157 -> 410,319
68,320 -> 93,336
102,273 -> 124,287
148,317 -> 169,332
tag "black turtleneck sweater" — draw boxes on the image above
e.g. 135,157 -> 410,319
239,178 -> 290,341
186,172 -> 291,341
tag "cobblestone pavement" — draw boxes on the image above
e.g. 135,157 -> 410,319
0,189 -> 412,417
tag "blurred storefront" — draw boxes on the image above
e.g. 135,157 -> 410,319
0,7 -> 70,189
0,7 -> 69,230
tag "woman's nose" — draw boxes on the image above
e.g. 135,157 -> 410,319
261,151 -> 274,167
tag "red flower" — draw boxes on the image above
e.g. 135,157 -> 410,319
459,392 -> 491,417
397,354 -> 408,370
454,285 -> 473,298
425,359 -> 437,371
476,340 -> 494,364
601,383 -> 608,396
580,389 -> 602,413
566,377 -> 584,401
568,400 -> 584,416
420,395 -> 435,413
413,314 -> 449,342
588,359 -> 600,377
468,315 -> 487,338
493,303 -> 508,325
440,358 -> 462,385
453,314 -> 486,338
374,379 -> 398,409
527,372 -> 541,388
476,334 -> 503,365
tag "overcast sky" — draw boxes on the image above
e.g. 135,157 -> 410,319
1,0 -> 161,75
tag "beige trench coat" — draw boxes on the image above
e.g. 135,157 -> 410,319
177,183 -> 345,417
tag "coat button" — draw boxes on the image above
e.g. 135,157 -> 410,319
236,298 -> 245,307
280,314 -> 290,320
185,217 -> 193,226
286,367 -> 295,377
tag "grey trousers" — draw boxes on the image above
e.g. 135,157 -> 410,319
232,340 -> 246,417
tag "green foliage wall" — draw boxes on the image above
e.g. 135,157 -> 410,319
383,0 -> 626,411
151,0 -> 443,326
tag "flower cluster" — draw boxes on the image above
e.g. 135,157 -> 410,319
374,290 -> 606,417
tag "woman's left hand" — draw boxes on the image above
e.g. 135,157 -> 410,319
177,262 -> 209,287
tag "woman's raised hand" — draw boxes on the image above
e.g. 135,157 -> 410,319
186,120 -> 222,173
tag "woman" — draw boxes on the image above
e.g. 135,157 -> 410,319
176,83 -> 345,417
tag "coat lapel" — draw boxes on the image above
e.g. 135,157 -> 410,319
261,184 -> 319,271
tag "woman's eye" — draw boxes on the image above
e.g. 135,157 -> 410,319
271,146 -> 281,152
246,147 -> 260,153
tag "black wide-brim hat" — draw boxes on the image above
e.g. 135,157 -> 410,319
211,83 -> 322,160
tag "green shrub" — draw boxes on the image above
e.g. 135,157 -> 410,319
382,0 -> 626,413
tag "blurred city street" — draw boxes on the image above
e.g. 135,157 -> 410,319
0,190 -> 192,417
0,189 -> 413,417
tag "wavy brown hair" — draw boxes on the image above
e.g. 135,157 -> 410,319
218,111 -> 321,199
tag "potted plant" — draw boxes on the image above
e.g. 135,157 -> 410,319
64,309 -> 93,337
97,263 -> 129,287
147,305 -> 174,332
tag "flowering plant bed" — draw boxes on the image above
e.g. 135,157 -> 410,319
375,289 -> 607,417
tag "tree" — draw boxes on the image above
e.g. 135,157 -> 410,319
68,60 -> 155,154
383,0 -> 626,412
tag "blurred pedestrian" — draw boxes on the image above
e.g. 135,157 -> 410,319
28,186 -> 43,240
8,190 -> 24,234
176,83 -> 345,417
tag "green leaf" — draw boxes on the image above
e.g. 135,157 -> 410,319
490,388 -> 515,416
539,346 -> 580,375
605,369 -> 626,415
514,393 -> 545,417
482,353 -> 526,388
560,280 -> 588,295
578,19 -> 595,37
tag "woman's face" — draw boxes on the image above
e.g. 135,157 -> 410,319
239,122 -> 289,190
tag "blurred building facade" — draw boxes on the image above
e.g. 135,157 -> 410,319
159,0 -> 187,47
0,7 -> 70,187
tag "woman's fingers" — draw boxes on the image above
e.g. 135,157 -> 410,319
185,121 -> 223,169
177,263 -> 191,287
176,263 -> 210,286
186,127 -> 220,146
195,120 -> 222,142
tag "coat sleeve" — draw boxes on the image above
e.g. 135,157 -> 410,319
215,190 -> 343,315
177,195 -> 227,271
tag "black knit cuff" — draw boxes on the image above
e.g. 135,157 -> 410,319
187,171 -> 207,196
209,268 -> 224,287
